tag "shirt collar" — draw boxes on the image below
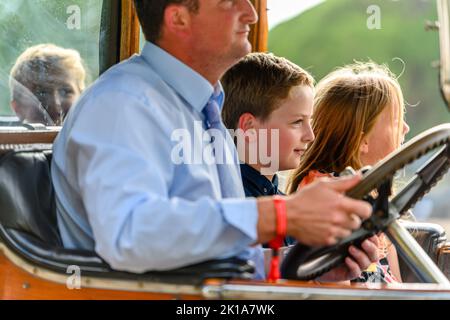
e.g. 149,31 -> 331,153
141,41 -> 221,113
240,163 -> 279,196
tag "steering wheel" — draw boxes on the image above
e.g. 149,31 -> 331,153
281,124 -> 450,281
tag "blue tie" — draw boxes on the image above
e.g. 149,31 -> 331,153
202,88 -> 266,280
202,89 -> 245,199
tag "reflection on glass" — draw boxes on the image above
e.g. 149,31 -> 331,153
9,44 -> 85,126
0,0 -> 104,125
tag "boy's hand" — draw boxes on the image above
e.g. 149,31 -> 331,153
284,175 -> 371,246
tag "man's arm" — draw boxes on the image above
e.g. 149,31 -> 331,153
256,175 -> 372,245
256,175 -> 378,282
66,87 -> 373,275
68,90 -> 260,272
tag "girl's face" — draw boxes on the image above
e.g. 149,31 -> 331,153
360,101 -> 410,166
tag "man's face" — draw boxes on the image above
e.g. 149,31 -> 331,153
188,0 -> 258,66
12,70 -> 81,126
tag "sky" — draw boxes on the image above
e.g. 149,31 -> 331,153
268,0 -> 325,29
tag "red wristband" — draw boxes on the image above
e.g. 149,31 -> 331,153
267,196 -> 287,282
273,195 -> 287,237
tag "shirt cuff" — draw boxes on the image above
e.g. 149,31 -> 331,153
220,198 -> 259,241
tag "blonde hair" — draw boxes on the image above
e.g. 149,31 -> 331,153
287,61 -> 405,194
9,44 -> 86,101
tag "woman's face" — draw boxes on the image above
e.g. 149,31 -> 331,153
360,101 -> 410,166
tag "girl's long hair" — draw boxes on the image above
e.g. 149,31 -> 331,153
287,61 -> 405,194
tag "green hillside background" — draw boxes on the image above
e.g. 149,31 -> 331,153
269,0 -> 450,138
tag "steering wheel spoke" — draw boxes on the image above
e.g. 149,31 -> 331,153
392,145 -> 449,214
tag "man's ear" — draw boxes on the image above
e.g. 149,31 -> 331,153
163,4 -> 191,38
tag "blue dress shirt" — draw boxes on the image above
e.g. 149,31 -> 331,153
52,41 -> 265,278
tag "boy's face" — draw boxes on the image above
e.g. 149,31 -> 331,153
12,70 -> 81,126
254,85 -> 315,172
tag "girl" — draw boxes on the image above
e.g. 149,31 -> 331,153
287,61 -> 410,283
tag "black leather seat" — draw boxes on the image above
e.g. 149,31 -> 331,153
0,149 -> 61,246
0,149 -> 254,284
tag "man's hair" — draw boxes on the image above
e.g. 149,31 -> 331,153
9,44 -> 86,101
221,52 -> 315,130
134,0 -> 199,43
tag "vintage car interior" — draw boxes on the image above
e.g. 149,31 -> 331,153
0,0 -> 450,299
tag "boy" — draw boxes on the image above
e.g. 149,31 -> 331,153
222,52 -> 315,247
9,44 -> 86,126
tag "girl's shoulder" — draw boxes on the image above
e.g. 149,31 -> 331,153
298,170 -> 334,190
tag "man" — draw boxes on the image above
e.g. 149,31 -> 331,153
52,0 -> 378,280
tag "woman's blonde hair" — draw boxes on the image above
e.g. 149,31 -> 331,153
287,61 -> 405,194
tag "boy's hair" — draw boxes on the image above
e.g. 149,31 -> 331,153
133,0 -> 199,44
287,61 -> 405,194
221,52 -> 314,130
9,44 -> 86,101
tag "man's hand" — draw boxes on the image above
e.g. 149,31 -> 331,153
316,236 -> 380,282
284,174 -> 372,246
